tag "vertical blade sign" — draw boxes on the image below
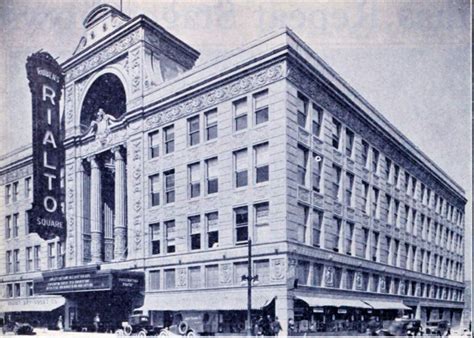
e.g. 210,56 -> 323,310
26,51 -> 65,240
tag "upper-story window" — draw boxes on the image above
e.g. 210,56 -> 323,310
234,206 -> 249,244
26,247 -> 33,272
420,183 -> 426,204
393,164 -> 400,187
6,251 -> 12,274
234,98 -> 248,131
312,154 -> 323,193
25,177 -> 32,198
205,109 -> 218,141
411,176 -> 417,197
47,243 -> 55,270
254,143 -> 269,183
298,204 -> 309,243
312,104 -> 323,137
372,187 -> 379,219
163,125 -> 175,154
371,148 -> 379,173
188,162 -> 201,199
312,209 -> 323,247
332,217 -> 342,252
12,182 -> 19,202
362,182 -> 370,214
345,129 -> 354,158
344,221 -> 355,255
296,93 -> 308,128
150,223 -> 160,255
188,115 -> 200,146
385,158 -> 392,181
26,282 -> 33,297
297,145 -> 308,186
189,216 -> 201,251
148,130 -> 160,159
361,140 -> 369,167
404,172 -> 410,194
344,172 -> 354,207
331,118 -> 341,150
205,157 -> 218,194
5,216 -> 11,239
254,202 -> 269,242
12,214 -> 18,238
254,90 -> 269,125
206,212 -> 219,248
34,245 -> 40,271
165,220 -> 176,253
164,170 -> 175,204
5,184 -> 11,204
332,165 -> 342,202
234,149 -> 248,188
149,174 -> 160,207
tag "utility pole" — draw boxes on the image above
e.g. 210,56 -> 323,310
242,238 -> 258,337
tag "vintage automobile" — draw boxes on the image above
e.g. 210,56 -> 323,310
376,318 -> 423,336
1,321 -> 36,335
425,320 -> 450,336
156,311 -> 219,336
115,311 -> 161,336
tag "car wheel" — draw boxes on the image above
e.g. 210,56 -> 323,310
138,329 -> 147,336
187,330 -> 198,337
115,329 -> 125,336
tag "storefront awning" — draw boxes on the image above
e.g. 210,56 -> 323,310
362,300 -> 411,310
138,290 -> 275,312
297,296 -> 371,309
0,295 -> 65,313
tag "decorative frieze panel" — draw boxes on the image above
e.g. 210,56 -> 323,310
0,165 -> 32,185
65,162 -> 76,265
144,62 -> 285,130
219,263 -> 232,285
65,30 -> 141,83
176,268 -> 187,288
127,137 -> 144,256
65,85 -> 75,127
80,129 -> 128,158
270,258 -> 286,282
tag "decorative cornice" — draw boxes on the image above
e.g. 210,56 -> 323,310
144,62 -> 285,130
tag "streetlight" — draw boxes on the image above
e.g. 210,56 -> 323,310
241,238 -> 258,337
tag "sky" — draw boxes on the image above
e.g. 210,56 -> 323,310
0,0 -> 471,270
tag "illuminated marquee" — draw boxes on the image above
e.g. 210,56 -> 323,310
26,51 -> 65,240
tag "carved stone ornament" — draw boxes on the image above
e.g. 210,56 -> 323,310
66,30 -> 141,82
399,281 -> 406,295
325,266 -> 334,287
270,258 -> 285,281
355,272 -> 363,290
379,276 -> 386,292
219,263 -> 232,285
65,86 -> 74,125
128,138 -> 143,252
176,268 -> 187,288
145,62 -> 285,130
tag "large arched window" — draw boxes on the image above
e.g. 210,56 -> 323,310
80,73 -> 126,133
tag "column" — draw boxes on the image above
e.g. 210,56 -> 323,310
89,155 -> 102,264
113,146 -> 127,261
275,294 -> 293,337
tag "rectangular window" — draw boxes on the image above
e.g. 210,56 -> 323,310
13,249 -> 19,273
149,130 -> 160,158
393,164 -> 400,187
371,231 -> 379,262
206,212 -> 219,248
297,204 -> 308,243
420,183 -> 426,204
344,172 -> 354,207
164,269 -> 176,289
189,216 -> 201,251
394,200 -> 400,227
164,170 -> 175,203
12,214 -> 19,238
235,206 -> 248,243
14,283 -> 21,298
332,165 -> 342,201
26,282 -> 33,297
165,221 -> 176,253
25,211 -> 30,234
188,115 -> 200,146
333,217 -> 342,252
254,143 -> 269,183
345,221 -> 355,255
254,90 -> 269,125
12,182 -> 18,202
26,247 -> 33,272
312,263 -> 324,286
5,216 -> 11,239
361,140 -> 369,167
5,184 -> 11,204
254,260 -> 270,284
205,109 -> 218,140
163,125 -> 175,154
205,265 -> 219,288
6,251 -> 12,274
150,223 -> 161,255
362,228 -> 370,258
345,129 -> 354,157
385,158 -> 392,181
312,209 -> 323,247
206,157 -> 218,194
362,182 -> 369,214
297,145 -> 308,186
297,261 -> 310,285
48,243 -> 55,269
187,267 -> 202,289
372,187 -> 379,219
297,93 -> 308,128
25,177 -> 32,198
331,118 -> 341,149
312,104 -> 323,137
234,149 -> 248,188
34,245 -> 40,271
149,174 -> 160,207
371,148 -> 379,173
57,242 -> 64,269
234,98 -> 248,131
149,270 -> 161,290
188,162 -> 201,198
404,172 -> 410,193
233,262 -> 247,285
346,270 -> 355,290
411,177 -> 417,197
254,202 -> 269,243
312,154 -> 323,192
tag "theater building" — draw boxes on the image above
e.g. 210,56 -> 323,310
1,4 -> 467,335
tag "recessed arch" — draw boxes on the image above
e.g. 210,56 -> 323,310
79,72 -> 127,133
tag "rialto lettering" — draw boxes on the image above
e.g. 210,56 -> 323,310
26,51 -> 65,240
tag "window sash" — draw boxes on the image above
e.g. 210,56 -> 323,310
255,203 -> 269,225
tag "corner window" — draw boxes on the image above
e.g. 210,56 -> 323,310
254,143 -> 269,183
149,130 -> 160,159
254,90 -> 269,125
205,109 -> 218,141
188,115 -> 200,146
234,98 -> 247,131
234,206 -> 248,244
163,125 -> 175,154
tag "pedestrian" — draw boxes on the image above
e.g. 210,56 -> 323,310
57,315 -> 63,331
93,312 -> 101,332
288,318 -> 295,334
272,316 -> 282,336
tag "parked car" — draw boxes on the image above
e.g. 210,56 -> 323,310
115,311 -> 161,336
376,319 -> 423,336
1,321 -> 36,335
425,320 -> 450,336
